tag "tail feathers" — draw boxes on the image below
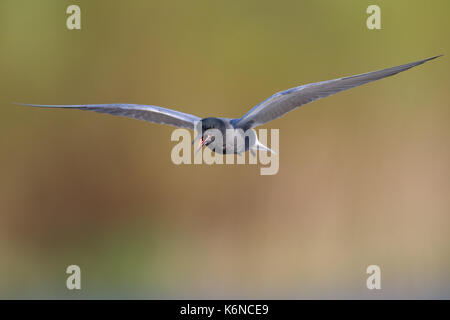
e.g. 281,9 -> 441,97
251,141 -> 276,154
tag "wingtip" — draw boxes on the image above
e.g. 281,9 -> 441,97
13,103 -> 41,107
12,103 -> 64,108
427,54 -> 443,61
409,55 -> 443,67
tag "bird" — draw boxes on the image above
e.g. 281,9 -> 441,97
20,55 -> 441,155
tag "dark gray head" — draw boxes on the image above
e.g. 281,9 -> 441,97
195,117 -> 227,150
200,117 -> 226,132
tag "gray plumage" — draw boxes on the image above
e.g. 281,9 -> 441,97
232,55 -> 441,130
20,55 -> 441,154
20,103 -> 201,129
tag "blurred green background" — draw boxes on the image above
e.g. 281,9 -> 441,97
0,0 -> 449,299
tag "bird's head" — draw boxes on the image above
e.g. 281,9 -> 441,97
194,117 -> 226,151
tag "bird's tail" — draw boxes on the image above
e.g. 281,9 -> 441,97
251,140 -> 276,154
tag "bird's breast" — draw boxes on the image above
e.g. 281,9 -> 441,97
206,128 -> 257,154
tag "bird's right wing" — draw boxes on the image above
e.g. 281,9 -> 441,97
19,103 -> 201,129
232,55 -> 441,130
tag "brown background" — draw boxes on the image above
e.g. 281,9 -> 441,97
0,0 -> 449,298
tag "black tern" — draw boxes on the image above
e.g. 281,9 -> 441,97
21,56 -> 441,154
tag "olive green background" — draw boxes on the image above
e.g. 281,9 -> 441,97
0,0 -> 449,298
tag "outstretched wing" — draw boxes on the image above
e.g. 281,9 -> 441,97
233,56 -> 441,130
19,103 -> 201,129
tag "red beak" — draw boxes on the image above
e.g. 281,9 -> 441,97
197,135 -> 210,151
197,138 -> 206,151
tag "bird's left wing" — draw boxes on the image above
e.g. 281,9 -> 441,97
19,103 -> 201,129
232,55 -> 441,130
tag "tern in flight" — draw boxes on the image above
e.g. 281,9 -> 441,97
21,56 -> 440,154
